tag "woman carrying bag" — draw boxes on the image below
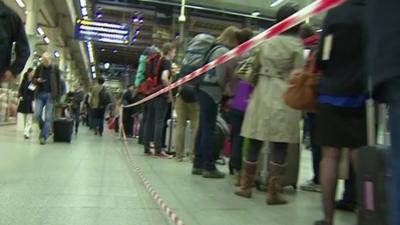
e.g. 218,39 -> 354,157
17,68 -> 35,139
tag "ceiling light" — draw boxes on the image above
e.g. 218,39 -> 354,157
15,0 -> 25,8
54,51 -> 60,58
36,27 -> 45,36
104,62 -> 110,69
271,0 -> 285,7
112,49 -> 117,53
100,48 -> 105,52
91,66 -> 96,73
79,0 -> 87,7
81,7 -> 88,16
43,36 -> 50,44
251,11 -> 260,17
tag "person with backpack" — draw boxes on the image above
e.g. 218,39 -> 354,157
71,82 -> 85,134
142,43 -> 176,157
135,45 -> 160,145
191,26 -> 241,179
90,77 -> 110,137
235,5 -> 305,204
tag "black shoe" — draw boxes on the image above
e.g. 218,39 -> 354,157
202,169 -> 225,179
335,200 -> 356,212
192,168 -> 203,175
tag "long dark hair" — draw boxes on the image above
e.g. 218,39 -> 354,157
23,68 -> 34,82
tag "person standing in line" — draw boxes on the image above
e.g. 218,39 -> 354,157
33,52 -> 61,145
228,28 -> 254,185
121,84 -> 136,138
143,43 -> 176,158
192,26 -> 240,179
367,1 -> 400,224
235,5 -> 305,204
313,1 -> 367,224
0,0 -> 30,83
90,77 -> 107,137
17,68 -> 35,139
72,82 -> 85,134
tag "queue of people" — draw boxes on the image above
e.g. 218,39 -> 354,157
2,0 -> 400,224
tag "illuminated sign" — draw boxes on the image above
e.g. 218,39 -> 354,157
75,19 -> 130,45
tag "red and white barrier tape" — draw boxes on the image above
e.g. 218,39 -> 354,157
118,1 -> 346,225
123,0 -> 346,109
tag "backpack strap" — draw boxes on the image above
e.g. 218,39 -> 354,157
203,44 -> 224,66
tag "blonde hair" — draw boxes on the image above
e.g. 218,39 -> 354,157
216,26 -> 240,48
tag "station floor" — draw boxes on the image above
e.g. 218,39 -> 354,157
0,125 -> 355,225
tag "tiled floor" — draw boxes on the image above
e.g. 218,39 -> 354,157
0,126 -> 355,225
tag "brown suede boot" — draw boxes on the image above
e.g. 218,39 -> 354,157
234,170 -> 242,187
234,160 -> 257,198
267,162 -> 288,205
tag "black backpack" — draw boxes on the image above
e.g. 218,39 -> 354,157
99,87 -> 112,109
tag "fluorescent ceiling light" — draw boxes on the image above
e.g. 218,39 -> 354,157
43,36 -> 50,44
15,0 -> 25,8
81,7 -> 88,16
36,27 -> 45,36
80,0 -> 87,8
91,66 -> 96,73
251,11 -> 260,17
271,0 -> 285,7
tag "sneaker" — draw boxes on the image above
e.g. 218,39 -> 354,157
39,138 -> 46,145
202,169 -> 226,179
24,135 -> 30,139
301,180 -> 321,192
335,199 -> 356,212
154,151 -> 172,158
192,168 -> 203,175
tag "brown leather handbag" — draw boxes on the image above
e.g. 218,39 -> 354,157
283,53 -> 319,112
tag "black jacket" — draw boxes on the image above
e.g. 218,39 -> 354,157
316,0 -> 366,97
33,64 -> 62,102
367,0 -> 400,102
0,1 -> 30,79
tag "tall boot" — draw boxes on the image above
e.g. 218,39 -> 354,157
234,160 -> 257,198
234,169 -> 242,187
267,162 -> 288,205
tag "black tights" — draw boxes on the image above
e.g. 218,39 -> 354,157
246,139 -> 288,165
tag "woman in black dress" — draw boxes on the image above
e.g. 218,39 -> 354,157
17,68 -> 35,139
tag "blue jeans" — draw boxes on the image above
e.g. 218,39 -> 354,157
389,100 -> 400,225
73,107 -> 80,133
229,108 -> 244,171
194,90 -> 218,171
143,96 -> 168,153
93,108 -> 105,135
34,92 -> 54,139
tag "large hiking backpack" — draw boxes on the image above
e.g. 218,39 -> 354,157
178,34 -> 221,102
137,52 -> 163,95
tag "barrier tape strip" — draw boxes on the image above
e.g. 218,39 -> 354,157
119,109 -> 186,225
123,0 -> 346,109
118,1 -> 346,225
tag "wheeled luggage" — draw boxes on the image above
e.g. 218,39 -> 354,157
357,102 -> 390,225
53,118 -> 73,143
165,119 -> 191,156
255,142 -> 300,190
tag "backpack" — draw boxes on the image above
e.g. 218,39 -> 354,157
99,87 -> 112,109
137,52 -> 163,95
178,34 -> 221,103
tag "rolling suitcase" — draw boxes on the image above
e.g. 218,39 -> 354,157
165,118 -> 191,156
255,142 -> 300,190
53,118 -> 73,143
357,101 -> 390,225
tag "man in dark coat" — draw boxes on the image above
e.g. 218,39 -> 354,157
367,1 -> 400,225
0,0 -> 30,82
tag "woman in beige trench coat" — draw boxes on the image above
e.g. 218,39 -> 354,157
235,5 -> 305,205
